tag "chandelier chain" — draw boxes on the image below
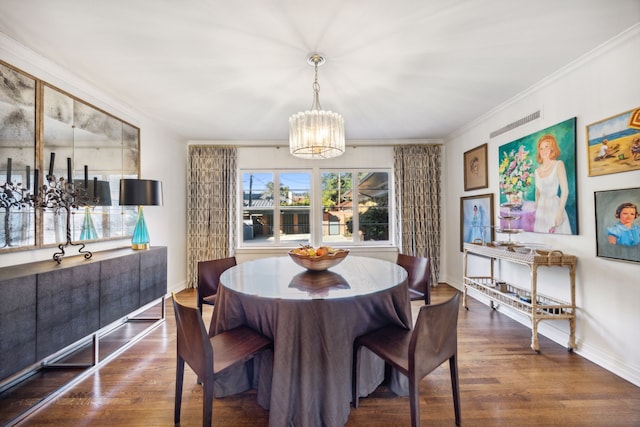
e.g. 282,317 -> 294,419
311,59 -> 322,110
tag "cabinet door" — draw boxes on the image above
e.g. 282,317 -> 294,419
36,263 -> 101,359
0,275 -> 37,381
100,253 -> 141,327
140,247 -> 167,305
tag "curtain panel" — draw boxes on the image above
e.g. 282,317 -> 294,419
186,146 -> 237,288
394,145 -> 442,286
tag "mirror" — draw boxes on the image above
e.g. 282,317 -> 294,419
0,61 -> 36,249
0,60 -> 140,252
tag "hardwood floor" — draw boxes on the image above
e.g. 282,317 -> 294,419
6,284 -> 640,426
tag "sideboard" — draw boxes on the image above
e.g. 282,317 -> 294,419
0,246 -> 167,385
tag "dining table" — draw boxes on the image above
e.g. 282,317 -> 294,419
209,254 -> 412,427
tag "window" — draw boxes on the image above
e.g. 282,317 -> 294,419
240,169 -> 391,247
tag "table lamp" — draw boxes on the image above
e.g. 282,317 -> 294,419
119,178 -> 163,250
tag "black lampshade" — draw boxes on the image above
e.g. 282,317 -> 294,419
119,179 -> 163,206
74,180 -> 112,206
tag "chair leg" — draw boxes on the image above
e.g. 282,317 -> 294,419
203,377 -> 214,427
352,343 -> 362,408
174,357 -> 185,424
408,375 -> 420,427
449,355 -> 461,426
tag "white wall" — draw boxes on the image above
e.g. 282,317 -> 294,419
442,26 -> 640,386
0,34 -> 188,292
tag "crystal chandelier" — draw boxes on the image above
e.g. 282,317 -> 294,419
289,53 -> 345,159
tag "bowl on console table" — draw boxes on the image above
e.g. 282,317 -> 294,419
288,248 -> 349,271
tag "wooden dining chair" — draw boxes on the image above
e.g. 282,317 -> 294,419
352,292 -> 461,427
197,256 -> 236,313
172,293 -> 271,427
396,253 -> 431,304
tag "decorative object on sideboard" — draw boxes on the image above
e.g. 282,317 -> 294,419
495,192 -> 523,249
289,53 -> 345,160
119,179 -> 163,250
32,153 -> 106,263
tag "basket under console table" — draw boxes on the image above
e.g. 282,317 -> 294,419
462,242 -> 576,352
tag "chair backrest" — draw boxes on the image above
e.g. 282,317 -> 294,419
172,293 -> 213,379
197,256 -> 237,304
397,253 -> 430,299
409,292 -> 460,379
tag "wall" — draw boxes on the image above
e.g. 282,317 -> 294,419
0,33 -> 188,292
442,26 -> 640,386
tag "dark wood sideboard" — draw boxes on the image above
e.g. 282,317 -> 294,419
0,246 -> 167,385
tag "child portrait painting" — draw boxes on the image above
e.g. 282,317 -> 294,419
594,187 -> 640,263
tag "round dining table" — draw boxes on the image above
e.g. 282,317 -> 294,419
209,255 -> 412,427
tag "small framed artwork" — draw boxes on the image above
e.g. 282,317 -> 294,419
586,107 -> 640,177
460,193 -> 494,252
594,187 -> 640,263
463,143 -> 488,191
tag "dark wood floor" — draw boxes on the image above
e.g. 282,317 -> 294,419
5,284 -> 640,426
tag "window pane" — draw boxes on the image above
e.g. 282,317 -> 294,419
357,172 -> 389,241
242,172 -> 274,243
280,172 -> 311,243
321,172 -> 353,243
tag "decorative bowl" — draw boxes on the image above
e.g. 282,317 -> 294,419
288,249 -> 349,271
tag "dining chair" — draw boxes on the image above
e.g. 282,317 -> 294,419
396,253 -> 431,304
352,292 -> 461,427
172,293 -> 272,427
197,256 -> 236,314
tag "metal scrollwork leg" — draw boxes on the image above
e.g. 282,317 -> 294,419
52,206 -> 92,264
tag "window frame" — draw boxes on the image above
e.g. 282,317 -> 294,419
238,167 -> 394,249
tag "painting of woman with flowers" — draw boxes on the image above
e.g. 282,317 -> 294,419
498,117 -> 578,235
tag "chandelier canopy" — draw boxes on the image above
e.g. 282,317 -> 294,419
289,53 -> 345,159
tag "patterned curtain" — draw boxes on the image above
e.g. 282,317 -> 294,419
394,145 -> 441,286
186,146 -> 237,288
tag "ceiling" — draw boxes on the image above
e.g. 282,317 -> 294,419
1,0 -> 638,143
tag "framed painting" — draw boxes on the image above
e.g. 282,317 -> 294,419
498,117 -> 578,235
463,143 -> 488,191
594,187 -> 640,263
586,107 -> 640,177
460,193 -> 494,252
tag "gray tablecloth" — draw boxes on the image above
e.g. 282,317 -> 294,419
209,279 -> 412,427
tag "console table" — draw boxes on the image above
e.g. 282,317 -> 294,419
0,246 -> 167,388
462,243 -> 576,352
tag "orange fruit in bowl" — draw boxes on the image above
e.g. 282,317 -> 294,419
316,246 -> 328,257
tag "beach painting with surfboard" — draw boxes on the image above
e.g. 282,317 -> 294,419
586,107 -> 640,177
